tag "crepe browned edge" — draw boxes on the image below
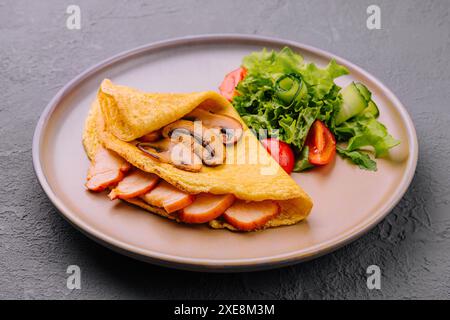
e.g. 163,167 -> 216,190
83,85 -> 313,231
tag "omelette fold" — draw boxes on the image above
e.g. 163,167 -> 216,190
83,79 -> 313,231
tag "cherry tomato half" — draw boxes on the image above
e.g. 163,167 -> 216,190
261,138 -> 295,174
219,67 -> 247,101
305,120 -> 336,165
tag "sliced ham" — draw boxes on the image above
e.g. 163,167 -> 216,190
108,170 -> 159,200
86,147 -> 131,192
223,200 -> 280,231
179,194 -> 235,224
141,181 -> 194,213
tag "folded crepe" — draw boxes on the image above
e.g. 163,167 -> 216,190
83,79 -> 313,231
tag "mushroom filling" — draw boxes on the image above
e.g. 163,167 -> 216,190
137,138 -> 202,172
137,109 -> 242,171
162,120 -> 225,166
184,108 -> 243,145
199,128 -> 225,166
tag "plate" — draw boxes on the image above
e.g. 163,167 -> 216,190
32,35 -> 418,272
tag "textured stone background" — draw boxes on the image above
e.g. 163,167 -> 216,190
1,0 -> 449,299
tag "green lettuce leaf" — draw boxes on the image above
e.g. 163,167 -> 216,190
242,47 -> 304,79
299,59 -> 349,100
336,116 -> 400,157
234,47 -> 347,151
293,146 -> 315,172
336,146 -> 377,171
231,47 -> 398,172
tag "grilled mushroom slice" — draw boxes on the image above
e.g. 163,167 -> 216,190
162,120 -> 204,142
175,132 -> 205,161
137,138 -> 202,172
200,128 -> 225,166
162,120 -> 225,166
184,108 -> 243,145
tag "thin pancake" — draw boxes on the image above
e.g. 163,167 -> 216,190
83,80 -> 313,231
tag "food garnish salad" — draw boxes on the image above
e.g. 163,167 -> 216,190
219,47 -> 400,173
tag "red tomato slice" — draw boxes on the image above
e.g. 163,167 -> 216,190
261,138 -> 295,174
219,67 -> 247,101
305,120 -> 336,165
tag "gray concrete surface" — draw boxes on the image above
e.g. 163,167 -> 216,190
1,0 -> 449,299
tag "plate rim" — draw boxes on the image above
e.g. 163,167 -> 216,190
32,34 -> 419,272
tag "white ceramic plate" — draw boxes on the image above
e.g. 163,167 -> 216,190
32,35 -> 418,271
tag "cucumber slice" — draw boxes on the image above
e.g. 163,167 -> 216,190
275,74 -> 307,106
355,83 -> 379,118
361,100 -> 380,118
335,82 -> 368,125
355,83 -> 371,102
